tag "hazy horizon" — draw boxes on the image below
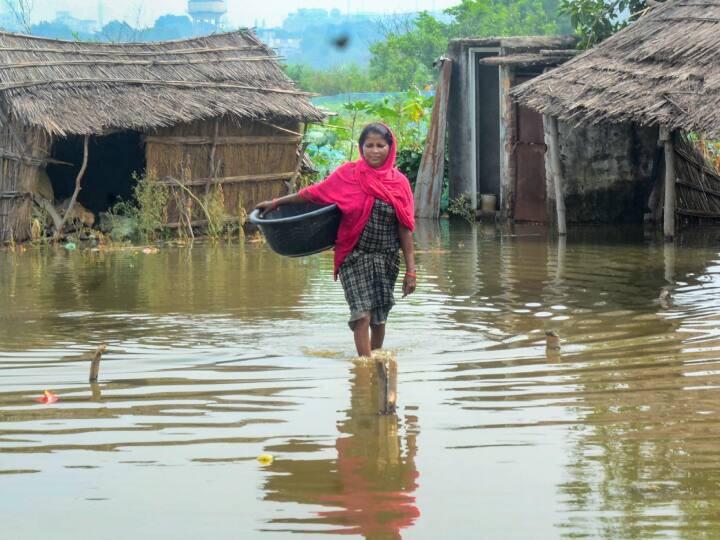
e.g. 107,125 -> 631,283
25,1 -> 459,28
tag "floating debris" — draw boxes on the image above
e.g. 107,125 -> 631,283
63,242 -> 77,251
37,390 -> 58,404
142,247 -> 159,254
257,454 -> 274,466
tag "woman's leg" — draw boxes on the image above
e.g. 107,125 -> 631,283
353,316 -> 372,357
370,324 -> 385,351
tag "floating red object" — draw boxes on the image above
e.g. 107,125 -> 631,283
37,390 -> 58,404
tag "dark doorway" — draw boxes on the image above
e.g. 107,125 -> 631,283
513,71 -> 547,223
475,54 -> 501,201
47,131 -> 145,215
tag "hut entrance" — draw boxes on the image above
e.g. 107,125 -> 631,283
473,50 -> 501,204
47,131 -> 145,220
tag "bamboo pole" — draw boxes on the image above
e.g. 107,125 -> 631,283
205,119 -> 220,196
545,115 -> 567,235
0,56 -> 280,71
660,127 -> 676,239
0,78 -> 313,96
54,135 -> 89,239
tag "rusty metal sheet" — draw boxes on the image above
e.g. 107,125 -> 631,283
514,104 -> 547,223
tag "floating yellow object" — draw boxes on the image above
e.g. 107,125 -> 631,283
256,454 -> 274,466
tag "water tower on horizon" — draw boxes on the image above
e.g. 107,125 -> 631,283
187,0 -> 227,29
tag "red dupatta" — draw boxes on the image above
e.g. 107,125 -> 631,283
299,126 -> 415,278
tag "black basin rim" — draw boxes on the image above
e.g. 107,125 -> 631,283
281,244 -> 335,257
248,204 -> 340,225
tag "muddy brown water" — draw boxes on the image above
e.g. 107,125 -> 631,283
2,222 -> 720,539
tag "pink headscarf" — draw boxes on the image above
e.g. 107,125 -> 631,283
299,124 -> 415,278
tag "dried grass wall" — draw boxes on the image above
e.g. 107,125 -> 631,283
145,116 -> 301,226
0,114 -> 50,242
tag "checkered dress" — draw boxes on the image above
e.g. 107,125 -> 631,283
339,199 -> 401,328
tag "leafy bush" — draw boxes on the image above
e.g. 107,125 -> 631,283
105,172 -> 169,242
448,194 -> 476,223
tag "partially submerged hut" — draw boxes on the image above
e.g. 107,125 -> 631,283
0,30 -> 324,242
512,0 -> 720,236
445,36 -> 576,220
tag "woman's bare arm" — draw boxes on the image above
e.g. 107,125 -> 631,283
398,224 -> 416,298
255,193 -> 308,216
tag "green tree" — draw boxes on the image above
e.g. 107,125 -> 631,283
369,0 -> 568,90
284,63 -> 378,95
369,13 -> 449,91
559,0 -> 664,49
448,0 -> 561,37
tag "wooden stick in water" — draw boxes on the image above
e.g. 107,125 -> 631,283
89,344 -> 108,383
546,330 -> 561,351
375,354 -> 398,415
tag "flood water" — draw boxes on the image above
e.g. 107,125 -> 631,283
2,222 -> 720,539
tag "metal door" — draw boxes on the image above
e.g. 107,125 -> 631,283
513,75 -> 547,222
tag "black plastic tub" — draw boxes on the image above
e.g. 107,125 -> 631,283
249,203 -> 341,257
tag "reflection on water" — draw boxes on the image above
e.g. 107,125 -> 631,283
262,359 -> 419,537
3,225 -> 720,538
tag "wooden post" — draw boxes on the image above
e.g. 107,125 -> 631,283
660,127 -> 676,239
90,383 -> 102,401
545,330 -> 561,350
205,119 -> 220,196
414,57 -> 452,218
375,355 -> 397,415
89,344 -> 108,383
545,115 -> 567,235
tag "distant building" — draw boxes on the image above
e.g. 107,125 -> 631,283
256,28 -> 301,57
187,0 -> 226,30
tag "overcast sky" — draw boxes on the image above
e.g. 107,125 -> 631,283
29,1 -> 459,28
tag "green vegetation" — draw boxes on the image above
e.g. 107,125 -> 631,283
559,0 -> 665,49
105,174 -> 233,242
303,89 -> 450,210
447,194 -> 476,223
287,0 -> 571,93
371,1 -> 567,90
304,88 -> 434,179
107,172 -> 169,242
284,64 -> 380,95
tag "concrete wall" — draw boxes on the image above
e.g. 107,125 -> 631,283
446,40 -> 475,206
546,122 -> 658,223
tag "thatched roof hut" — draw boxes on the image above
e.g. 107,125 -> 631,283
0,30 -> 324,242
511,0 -> 720,237
512,0 -> 720,136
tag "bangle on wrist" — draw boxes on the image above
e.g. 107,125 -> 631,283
405,271 -> 416,278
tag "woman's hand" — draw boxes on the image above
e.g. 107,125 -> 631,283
255,199 -> 276,217
402,273 -> 416,298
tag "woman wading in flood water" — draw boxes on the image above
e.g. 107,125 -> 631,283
255,123 -> 416,357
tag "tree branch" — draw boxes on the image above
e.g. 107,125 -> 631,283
54,135 -> 89,239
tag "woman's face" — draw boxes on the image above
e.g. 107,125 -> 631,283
362,132 -> 390,169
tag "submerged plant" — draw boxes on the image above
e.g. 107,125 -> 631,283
133,171 -> 169,241
204,184 -> 228,239
105,172 -> 169,242
448,194 -> 476,223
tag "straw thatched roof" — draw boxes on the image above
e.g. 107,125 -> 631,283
0,30 -> 324,136
512,0 -> 720,136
